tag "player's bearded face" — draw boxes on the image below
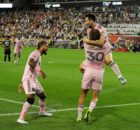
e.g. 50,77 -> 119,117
42,49 -> 47,55
42,45 -> 48,55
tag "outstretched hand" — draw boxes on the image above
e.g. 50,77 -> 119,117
18,83 -> 23,93
40,70 -> 46,79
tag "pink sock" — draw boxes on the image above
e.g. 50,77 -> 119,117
89,101 -> 96,111
19,102 -> 31,120
39,99 -> 45,113
110,63 -> 121,76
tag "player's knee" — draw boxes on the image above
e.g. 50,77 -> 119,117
109,61 -> 115,66
105,60 -> 111,65
38,93 -> 46,100
105,55 -> 112,65
27,97 -> 35,105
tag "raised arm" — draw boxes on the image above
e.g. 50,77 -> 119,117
83,37 -> 105,45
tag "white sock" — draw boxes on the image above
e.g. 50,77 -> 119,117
77,105 -> 84,118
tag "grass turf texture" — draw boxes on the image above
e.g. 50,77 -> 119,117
0,47 -> 140,130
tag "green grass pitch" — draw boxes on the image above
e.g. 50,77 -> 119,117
0,46 -> 140,130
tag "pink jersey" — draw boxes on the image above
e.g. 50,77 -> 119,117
14,39 -> 24,53
83,41 -> 112,71
22,50 -> 41,82
82,38 -> 112,90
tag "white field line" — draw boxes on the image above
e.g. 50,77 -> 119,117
50,102 -> 140,112
47,59 -> 80,64
0,99 -> 140,117
0,112 -> 37,116
47,59 -> 140,64
0,98 -> 39,108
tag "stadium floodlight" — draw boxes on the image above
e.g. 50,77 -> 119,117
0,3 -> 13,8
45,3 -> 52,8
52,4 -> 60,8
103,2 -> 111,6
112,2 -> 122,5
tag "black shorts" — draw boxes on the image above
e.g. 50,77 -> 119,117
4,49 -> 11,54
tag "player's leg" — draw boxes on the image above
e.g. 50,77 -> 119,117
8,53 -> 10,63
17,79 -> 36,124
84,90 -> 100,122
14,53 -> 17,63
36,81 -> 52,117
8,50 -> 11,63
84,71 -> 103,122
77,68 -> 92,122
4,54 -> 7,63
4,50 -> 7,63
17,94 -> 35,124
36,92 -> 52,117
77,89 -> 89,122
105,52 -> 127,85
17,52 -> 21,64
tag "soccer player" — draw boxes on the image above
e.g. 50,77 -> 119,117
17,41 -> 52,124
83,14 -> 127,85
3,35 -> 11,64
76,29 -> 112,122
14,36 -> 24,64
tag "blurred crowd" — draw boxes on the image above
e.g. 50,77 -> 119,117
111,37 -> 140,52
0,5 -> 140,50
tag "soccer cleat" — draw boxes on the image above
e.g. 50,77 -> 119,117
76,117 -> 82,123
118,77 -> 127,85
16,118 -> 28,124
39,112 -> 53,117
84,109 -> 92,122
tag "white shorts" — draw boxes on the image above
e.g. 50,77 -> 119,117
14,47 -> 22,55
22,78 -> 44,95
82,68 -> 104,90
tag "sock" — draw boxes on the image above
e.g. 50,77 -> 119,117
118,75 -> 123,79
39,99 -> 45,113
4,55 -> 6,62
110,63 -> 122,77
77,105 -> 84,118
18,55 -> 21,63
89,101 -> 97,112
19,101 -> 31,120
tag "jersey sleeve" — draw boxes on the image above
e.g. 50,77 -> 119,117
104,42 -> 113,54
30,52 -> 39,62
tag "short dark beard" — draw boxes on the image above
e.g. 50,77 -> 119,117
41,50 -> 47,55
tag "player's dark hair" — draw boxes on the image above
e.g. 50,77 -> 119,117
85,14 -> 96,22
89,29 -> 101,40
37,41 -> 47,49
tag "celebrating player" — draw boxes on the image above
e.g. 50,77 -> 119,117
76,29 -> 112,122
83,13 -> 127,85
14,36 -> 24,64
17,41 -> 52,124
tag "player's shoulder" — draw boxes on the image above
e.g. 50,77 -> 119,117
96,24 -> 107,32
30,50 -> 40,58
103,42 -> 112,50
